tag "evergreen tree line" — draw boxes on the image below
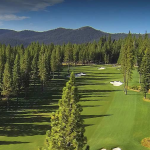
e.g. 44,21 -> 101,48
1,32 -> 150,108
119,32 -> 150,98
0,35 -> 122,109
1,32 -> 150,149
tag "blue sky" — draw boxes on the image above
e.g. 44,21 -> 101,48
0,0 -> 150,33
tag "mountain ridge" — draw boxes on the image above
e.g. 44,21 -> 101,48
0,26 -> 146,46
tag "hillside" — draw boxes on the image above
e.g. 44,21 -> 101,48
0,26 -> 145,46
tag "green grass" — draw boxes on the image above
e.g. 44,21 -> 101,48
69,65 -> 150,150
0,65 -> 150,150
0,73 -> 67,150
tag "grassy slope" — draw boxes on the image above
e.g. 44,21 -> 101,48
69,65 -> 150,150
0,65 -> 150,150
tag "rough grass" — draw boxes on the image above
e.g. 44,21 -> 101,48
0,65 -> 150,150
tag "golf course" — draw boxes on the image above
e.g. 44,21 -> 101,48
0,65 -> 150,150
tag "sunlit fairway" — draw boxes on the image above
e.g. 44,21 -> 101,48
1,65 -> 150,150
70,65 -> 150,150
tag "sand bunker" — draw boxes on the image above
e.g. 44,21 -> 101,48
67,72 -> 86,78
112,148 -> 121,150
80,72 -> 86,75
110,81 -> 123,86
98,67 -> 105,70
101,147 -> 121,150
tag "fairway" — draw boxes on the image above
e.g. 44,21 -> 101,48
0,65 -> 150,150
70,65 -> 150,150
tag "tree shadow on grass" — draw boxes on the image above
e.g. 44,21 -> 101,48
77,83 -> 107,86
0,74 -> 67,137
0,124 -> 50,137
0,74 -> 66,112
82,105 -> 102,108
0,141 -> 30,145
79,89 -> 121,94
84,124 -> 94,127
94,72 -> 121,75
81,95 -> 107,98
82,114 -> 112,119
81,99 -> 106,102
76,77 -> 113,82
0,110 -> 51,137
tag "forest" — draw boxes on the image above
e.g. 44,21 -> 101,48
0,32 -> 150,150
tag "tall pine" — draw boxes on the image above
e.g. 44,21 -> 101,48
120,32 -> 134,94
12,54 -> 20,107
45,72 -> 87,150
2,61 -> 12,110
140,48 -> 150,99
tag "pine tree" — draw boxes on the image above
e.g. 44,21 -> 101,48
31,53 -> 38,90
51,49 -> 57,78
137,34 -> 147,83
45,72 -> 87,150
2,61 -> 12,110
45,48 -> 51,78
120,32 -> 134,94
55,46 -> 62,76
64,43 -> 73,73
21,49 -> 31,98
73,44 -> 79,66
5,44 -> 11,61
12,54 -> 20,107
38,53 -> 47,92
0,46 -> 5,91
140,48 -> 150,99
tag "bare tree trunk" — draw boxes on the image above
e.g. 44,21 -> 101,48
17,91 -> 18,109
124,76 -> 126,92
25,87 -> 27,99
139,73 -> 141,83
144,93 -> 146,99
53,71 -> 54,79
42,80 -> 44,92
68,62 -> 70,73
58,70 -> 59,77
125,88 -> 127,95
34,78 -> 36,92
7,96 -> 9,111
126,81 -> 128,95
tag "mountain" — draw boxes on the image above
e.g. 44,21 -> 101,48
0,26 -> 144,46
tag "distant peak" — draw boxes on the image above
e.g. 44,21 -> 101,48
55,27 -> 66,30
78,26 -> 96,30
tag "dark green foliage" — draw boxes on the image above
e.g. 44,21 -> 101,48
2,61 -> 12,98
38,53 -> 47,91
55,45 -> 62,75
64,42 -> 73,72
140,48 -> 150,98
1,61 -> 12,110
51,49 -> 57,78
12,54 -> 20,95
45,72 -> 86,150
120,32 -> 135,94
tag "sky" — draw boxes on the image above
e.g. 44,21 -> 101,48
0,0 -> 150,33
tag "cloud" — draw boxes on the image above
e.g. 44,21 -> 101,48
0,14 -> 29,21
0,0 -> 64,14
